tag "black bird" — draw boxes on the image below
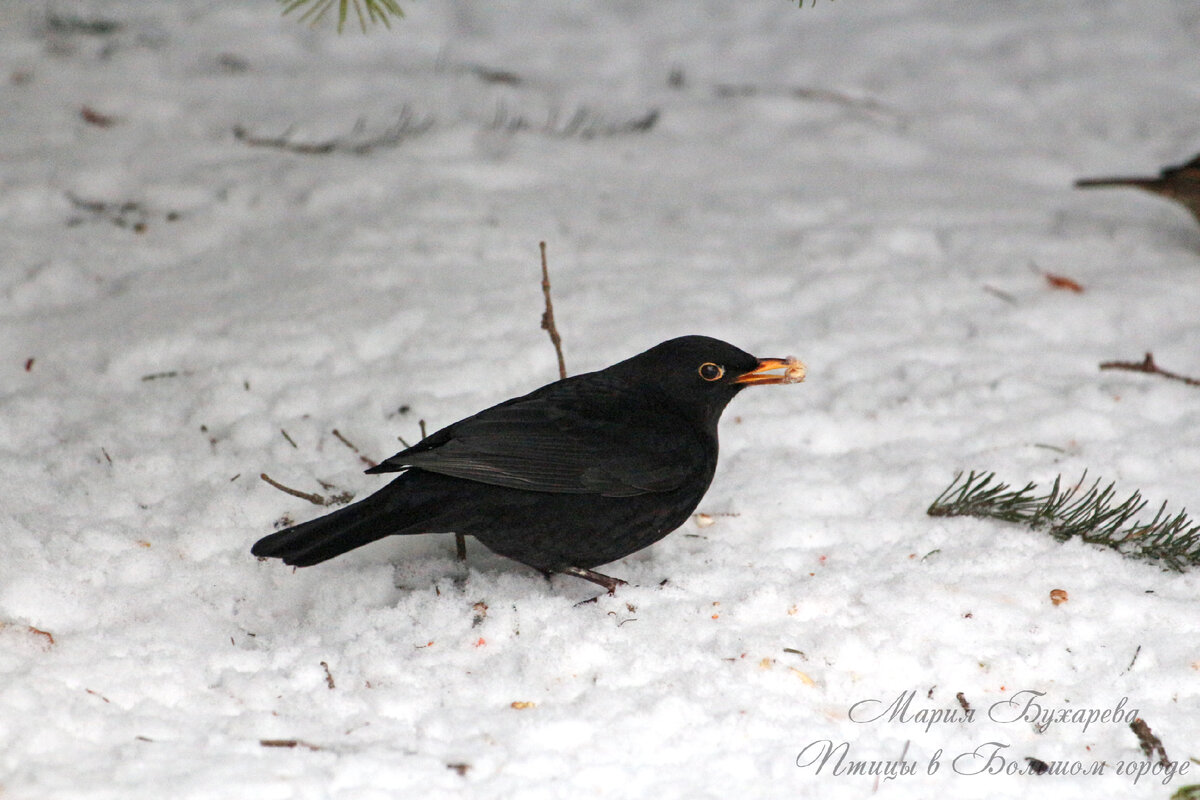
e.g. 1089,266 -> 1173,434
1076,153 -> 1200,227
251,336 -> 805,594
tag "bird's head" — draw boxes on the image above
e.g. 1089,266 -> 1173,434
614,335 -> 805,429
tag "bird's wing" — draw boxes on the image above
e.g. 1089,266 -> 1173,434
367,390 -> 704,497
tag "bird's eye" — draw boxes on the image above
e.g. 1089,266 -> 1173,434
698,362 -> 724,381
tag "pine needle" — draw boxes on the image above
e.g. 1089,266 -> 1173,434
279,0 -> 403,34
928,471 -> 1200,571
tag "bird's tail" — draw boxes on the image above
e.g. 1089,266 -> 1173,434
251,490 -> 401,567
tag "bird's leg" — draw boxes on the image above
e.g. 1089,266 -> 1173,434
558,566 -> 628,595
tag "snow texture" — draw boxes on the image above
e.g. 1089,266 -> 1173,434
2,1 -> 1200,798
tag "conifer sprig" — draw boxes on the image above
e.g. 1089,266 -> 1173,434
279,0 -> 403,33
928,471 -> 1200,571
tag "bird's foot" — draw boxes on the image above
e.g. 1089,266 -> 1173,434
559,566 -> 628,596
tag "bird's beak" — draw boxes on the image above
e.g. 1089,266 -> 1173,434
734,356 -> 806,386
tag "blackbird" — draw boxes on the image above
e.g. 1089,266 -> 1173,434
251,335 -> 805,593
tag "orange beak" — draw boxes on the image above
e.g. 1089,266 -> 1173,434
734,356 -> 806,386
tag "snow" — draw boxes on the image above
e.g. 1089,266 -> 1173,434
3,0 -> 1200,797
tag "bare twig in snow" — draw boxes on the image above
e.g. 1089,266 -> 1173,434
332,428 -> 378,468
260,739 -> 323,751
539,242 -> 567,380
260,472 -> 351,506
1100,352 -> 1200,388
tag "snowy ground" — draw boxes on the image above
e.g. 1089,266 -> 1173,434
2,1 -> 1200,798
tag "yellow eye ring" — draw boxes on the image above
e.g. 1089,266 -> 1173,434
698,362 -> 724,381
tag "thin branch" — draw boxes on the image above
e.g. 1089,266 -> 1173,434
1100,352 -> 1200,388
260,738 -> 323,751
260,473 -> 353,507
140,370 -> 184,381
1,623 -> 57,648
982,284 -> 1017,305
260,473 -> 327,505
332,428 -> 378,468
1123,645 -> 1141,674
539,242 -> 567,380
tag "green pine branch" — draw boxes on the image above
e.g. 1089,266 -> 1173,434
928,471 -> 1200,571
279,0 -> 403,33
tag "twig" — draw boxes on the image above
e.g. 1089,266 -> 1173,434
1123,644 -> 1141,674
320,661 -> 336,689
1130,718 -> 1169,767
454,408 -> 466,560
12,625 -> 55,647
332,428 -> 378,468
452,445 -> 466,558
280,429 -> 298,449
982,285 -> 1017,305
260,472 -> 329,506
956,692 -> 971,713
260,739 -> 323,751
466,63 -> 521,85
539,242 -> 567,380
1100,352 -> 1200,388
